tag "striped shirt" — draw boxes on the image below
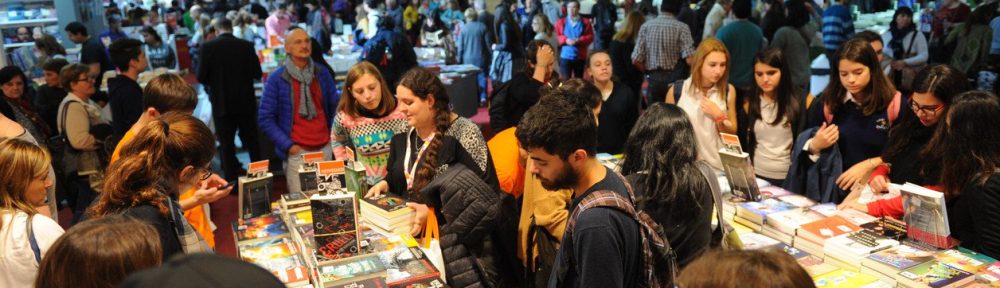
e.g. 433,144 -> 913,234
822,4 -> 855,53
631,15 -> 695,71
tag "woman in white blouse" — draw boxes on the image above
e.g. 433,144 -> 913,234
0,138 -> 64,288
667,38 -> 737,170
881,7 -> 928,93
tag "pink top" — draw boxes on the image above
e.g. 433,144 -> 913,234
265,14 -> 292,41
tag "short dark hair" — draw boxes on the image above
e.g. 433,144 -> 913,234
213,17 -> 233,31
60,63 -> 91,89
517,84 -> 598,159
365,0 -> 381,9
542,79 -> 601,111
733,0 -> 752,19
853,30 -> 883,45
144,74 -> 198,112
108,38 -> 144,72
661,0 -> 682,14
65,22 -> 88,36
42,58 -> 70,73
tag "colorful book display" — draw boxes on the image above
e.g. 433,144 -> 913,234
238,160 -> 274,220
345,147 -> 370,198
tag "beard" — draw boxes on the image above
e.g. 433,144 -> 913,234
538,163 -> 579,191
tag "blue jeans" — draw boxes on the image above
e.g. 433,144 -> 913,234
478,72 -> 488,104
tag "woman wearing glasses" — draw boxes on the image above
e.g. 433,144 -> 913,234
839,65 -> 969,218
57,64 -> 111,223
88,112 -> 217,260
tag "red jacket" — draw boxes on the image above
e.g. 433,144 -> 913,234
554,17 -> 594,60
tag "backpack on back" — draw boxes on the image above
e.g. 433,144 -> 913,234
560,173 -> 679,288
821,91 -> 902,125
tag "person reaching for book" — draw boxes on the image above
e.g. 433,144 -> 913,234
934,91 -> 1000,259
793,38 -> 901,203
839,65 -> 969,218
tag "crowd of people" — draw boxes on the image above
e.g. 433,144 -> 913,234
4,0 -> 1000,286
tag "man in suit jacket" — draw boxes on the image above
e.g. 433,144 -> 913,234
198,18 -> 264,181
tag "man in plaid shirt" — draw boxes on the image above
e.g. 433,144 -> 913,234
631,0 -> 695,104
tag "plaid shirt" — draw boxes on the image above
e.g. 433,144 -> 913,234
631,15 -> 695,71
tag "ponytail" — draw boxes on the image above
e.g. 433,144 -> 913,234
89,112 -> 216,218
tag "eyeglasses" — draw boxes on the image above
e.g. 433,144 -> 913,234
910,100 -> 944,116
198,167 -> 213,181
74,76 -> 96,83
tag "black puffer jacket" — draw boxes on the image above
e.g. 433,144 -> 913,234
419,164 -> 503,288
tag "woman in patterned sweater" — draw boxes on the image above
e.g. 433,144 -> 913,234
331,62 -> 409,185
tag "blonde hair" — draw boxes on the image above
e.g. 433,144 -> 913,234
613,11 -> 645,42
690,38 -> 731,100
339,62 -> 397,118
0,138 -> 50,225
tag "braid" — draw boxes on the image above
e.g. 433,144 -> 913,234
410,108 -> 452,203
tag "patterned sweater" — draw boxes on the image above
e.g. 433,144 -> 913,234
331,105 -> 409,185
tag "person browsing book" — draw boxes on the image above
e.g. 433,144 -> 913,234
839,65 -> 970,218
620,102 -> 715,266
667,38 -> 738,170
737,48 -> 809,186
330,62 -> 409,185
89,113 -> 218,260
799,38 -> 901,203
936,91 -> 1000,259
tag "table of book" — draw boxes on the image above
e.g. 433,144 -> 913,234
232,189 -> 444,288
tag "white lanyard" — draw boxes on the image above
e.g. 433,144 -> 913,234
404,128 -> 435,190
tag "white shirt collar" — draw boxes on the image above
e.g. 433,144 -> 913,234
844,92 -> 859,104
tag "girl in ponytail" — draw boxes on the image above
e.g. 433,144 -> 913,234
88,112 -> 217,260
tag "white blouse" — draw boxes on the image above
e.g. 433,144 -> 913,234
0,211 -> 64,288
676,78 -> 727,170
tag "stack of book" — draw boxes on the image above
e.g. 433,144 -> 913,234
822,231 -> 900,271
860,243 -> 936,286
280,191 -> 311,213
896,260 -> 975,288
360,194 -> 414,236
813,269 -> 892,288
776,243 -> 838,276
232,215 -> 311,287
794,215 -> 863,257
317,254 -> 388,287
763,207 -> 826,244
735,198 -> 797,232
379,247 -> 444,287
311,191 -> 362,264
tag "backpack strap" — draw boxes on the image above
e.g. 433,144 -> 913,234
672,80 -> 684,104
26,215 -> 41,264
888,91 -> 901,126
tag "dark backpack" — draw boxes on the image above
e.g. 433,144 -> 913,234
524,213 -> 560,288
559,173 -> 679,288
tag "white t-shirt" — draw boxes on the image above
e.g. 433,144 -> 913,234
676,78 -> 727,170
0,211 -> 64,288
752,99 -> 794,179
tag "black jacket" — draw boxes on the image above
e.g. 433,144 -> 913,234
108,75 -> 144,139
950,173 -> 1000,259
419,164 -> 503,288
197,33 -> 263,117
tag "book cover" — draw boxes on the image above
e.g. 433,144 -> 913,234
233,215 -> 289,243
238,163 -> 274,220
326,275 -> 388,288
271,265 -> 311,287
289,210 -> 313,226
759,186 -> 795,199
835,209 -> 879,226
239,241 -> 298,263
380,247 -> 441,284
863,243 -> 935,272
901,183 -> 953,249
766,208 -> 826,236
813,269 -> 880,288
860,217 -> 908,241
823,232 -> 900,267
778,194 -> 818,208
298,151 -> 326,193
975,262 -> 1000,286
319,254 -> 388,286
361,194 -> 411,215
799,215 -> 862,244
738,232 -> 782,250
281,191 -> 311,210
810,203 -> 840,217
935,248 -> 998,274
897,260 -> 975,288
312,192 -> 361,262
719,149 -> 760,202
346,162 -> 369,199
737,198 -> 797,224
317,160 -> 348,194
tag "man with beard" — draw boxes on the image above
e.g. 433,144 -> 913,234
515,81 -> 642,288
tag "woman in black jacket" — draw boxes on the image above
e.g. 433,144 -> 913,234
489,40 -> 557,132
620,102 -> 715,267
490,0 -> 525,84
939,91 -> 1000,259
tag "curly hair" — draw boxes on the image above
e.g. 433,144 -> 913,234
88,112 -> 215,218
397,67 -> 451,202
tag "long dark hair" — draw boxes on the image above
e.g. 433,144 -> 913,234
822,38 -> 896,116
620,102 -> 707,215
494,0 -> 522,49
397,67 -> 451,202
783,0 -> 809,28
940,91 -> 1000,198
884,65 -> 968,161
748,48 -> 799,127
890,7 -> 914,32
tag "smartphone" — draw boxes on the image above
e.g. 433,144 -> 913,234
217,182 -> 236,190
